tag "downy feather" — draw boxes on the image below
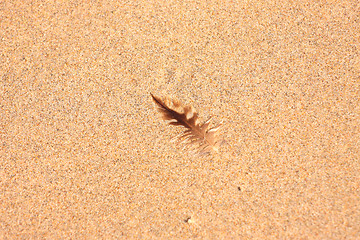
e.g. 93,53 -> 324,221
151,93 -> 221,154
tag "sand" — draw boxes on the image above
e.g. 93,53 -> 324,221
1,1 -> 359,239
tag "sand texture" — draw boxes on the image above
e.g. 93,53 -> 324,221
1,1 -> 359,239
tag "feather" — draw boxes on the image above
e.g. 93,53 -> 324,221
151,93 -> 221,154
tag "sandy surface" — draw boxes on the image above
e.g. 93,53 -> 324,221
1,1 -> 359,239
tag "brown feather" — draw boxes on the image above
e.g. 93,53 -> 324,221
151,93 -> 221,154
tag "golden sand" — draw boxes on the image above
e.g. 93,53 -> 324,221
1,1 -> 359,238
